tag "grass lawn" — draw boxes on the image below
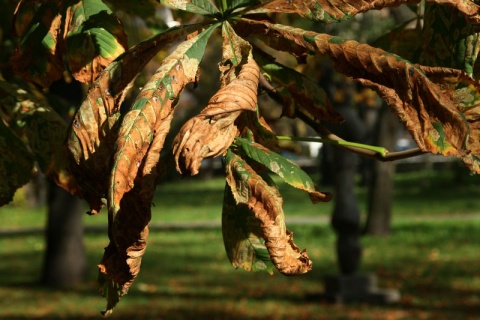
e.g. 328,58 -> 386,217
0,220 -> 480,319
0,167 -> 479,318
2,165 -> 480,228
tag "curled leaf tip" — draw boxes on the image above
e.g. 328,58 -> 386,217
173,55 -> 260,175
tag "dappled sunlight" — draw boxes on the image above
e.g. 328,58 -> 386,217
0,221 -> 479,319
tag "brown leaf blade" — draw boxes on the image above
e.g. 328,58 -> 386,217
173,23 -> 260,175
0,81 -> 79,197
248,21 -> 480,172
0,120 -> 34,206
99,25 -> 219,314
98,190 -> 150,316
10,1 -> 64,87
67,24 -> 206,213
420,67 -> 480,172
225,150 -> 312,275
222,182 -> 275,275
253,49 -> 342,122
109,24 -> 218,216
250,0 -> 480,24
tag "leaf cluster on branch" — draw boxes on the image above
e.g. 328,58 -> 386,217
2,0 -> 480,315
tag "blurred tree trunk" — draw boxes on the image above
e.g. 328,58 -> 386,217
24,172 -> 47,208
364,106 -> 398,236
41,78 -> 87,287
41,180 -> 86,287
329,97 -> 366,274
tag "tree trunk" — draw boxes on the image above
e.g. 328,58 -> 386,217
328,102 -> 366,274
363,106 -> 398,236
41,78 -> 87,288
41,180 -> 86,287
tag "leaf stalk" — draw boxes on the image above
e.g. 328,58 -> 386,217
276,135 -> 388,158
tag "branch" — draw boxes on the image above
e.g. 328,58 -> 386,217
295,110 -> 425,162
277,135 -> 388,157
256,72 -> 424,162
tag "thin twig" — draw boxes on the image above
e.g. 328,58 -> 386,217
295,110 -> 425,162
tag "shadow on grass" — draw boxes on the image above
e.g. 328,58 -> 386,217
1,223 -> 480,319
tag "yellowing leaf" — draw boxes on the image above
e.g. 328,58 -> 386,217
64,0 -> 129,84
225,150 -> 312,275
233,137 -> 332,203
222,183 -> 275,274
0,81 -> 79,198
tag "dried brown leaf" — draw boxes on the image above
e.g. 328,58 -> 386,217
173,26 -> 260,175
233,19 -> 310,64
97,26 -> 218,314
109,24 -> 217,216
225,150 -> 312,275
243,21 -> 480,171
10,2 -> 64,88
97,113 -> 174,315
98,188 -> 150,314
250,0 -> 480,24
67,25 -> 204,213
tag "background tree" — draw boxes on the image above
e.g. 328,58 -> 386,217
2,0 -> 480,315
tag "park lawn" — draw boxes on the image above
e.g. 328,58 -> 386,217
1,167 -> 480,229
0,219 -> 479,319
0,167 -> 479,318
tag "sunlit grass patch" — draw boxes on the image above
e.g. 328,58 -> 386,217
0,220 -> 479,319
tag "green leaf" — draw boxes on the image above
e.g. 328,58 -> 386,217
233,137 -> 332,203
161,0 -> 220,15
64,0 -> 128,83
10,2 -> 64,87
222,183 -> 275,275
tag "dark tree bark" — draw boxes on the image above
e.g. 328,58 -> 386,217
364,106 -> 398,236
329,102 -> 366,274
41,180 -> 86,287
41,78 -> 87,287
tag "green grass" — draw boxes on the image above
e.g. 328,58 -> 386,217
2,167 -> 479,228
0,168 -> 479,318
0,220 -> 480,319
